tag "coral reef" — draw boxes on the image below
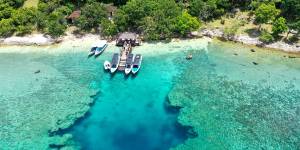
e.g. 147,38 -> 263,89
169,50 -> 300,149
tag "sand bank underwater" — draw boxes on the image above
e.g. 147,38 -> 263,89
0,39 -> 299,149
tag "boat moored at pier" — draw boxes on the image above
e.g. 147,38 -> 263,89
110,53 -> 120,73
132,54 -> 142,74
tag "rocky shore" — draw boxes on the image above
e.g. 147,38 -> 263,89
200,29 -> 300,53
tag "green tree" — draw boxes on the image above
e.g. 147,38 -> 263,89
272,17 -> 288,37
113,9 -> 128,32
114,0 -> 182,40
282,0 -> 300,34
0,4 -> 14,20
75,2 -> 107,31
189,0 -> 228,21
11,8 -> 38,35
175,10 -> 200,36
47,21 -> 66,37
0,18 -> 15,37
259,30 -> 274,43
45,11 -> 68,37
255,3 -> 280,28
0,0 -> 25,8
100,19 -> 117,36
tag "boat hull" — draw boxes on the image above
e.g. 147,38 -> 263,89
103,61 -> 111,70
88,51 -> 95,56
95,44 -> 108,57
132,56 -> 142,74
132,68 -> 139,74
110,68 -> 118,73
125,68 -> 132,75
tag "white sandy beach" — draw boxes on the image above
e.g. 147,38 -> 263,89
0,30 -> 299,54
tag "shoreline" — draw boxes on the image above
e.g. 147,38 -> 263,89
0,31 -> 299,55
200,29 -> 300,53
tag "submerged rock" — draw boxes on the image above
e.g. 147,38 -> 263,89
34,70 -> 41,74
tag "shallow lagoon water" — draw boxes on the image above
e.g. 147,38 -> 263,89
1,39 -> 300,149
69,53 -> 190,150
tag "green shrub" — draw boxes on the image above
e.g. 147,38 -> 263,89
0,18 -> 15,37
221,19 -> 225,25
47,21 -> 66,37
75,2 -> 107,31
15,25 -> 33,36
259,31 -> 274,43
0,4 -> 14,20
100,19 -> 117,36
223,24 -> 239,40
175,11 -> 201,36
11,8 -> 38,35
272,17 -> 288,37
0,0 -> 25,8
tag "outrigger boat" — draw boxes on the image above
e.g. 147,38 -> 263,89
103,60 -> 111,70
88,46 -> 97,56
110,53 -> 120,73
94,40 -> 108,57
124,54 -> 134,75
132,54 -> 142,74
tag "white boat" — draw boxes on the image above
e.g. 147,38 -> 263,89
132,54 -> 142,74
93,40 -> 108,57
125,54 -> 134,75
110,53 -> 120,73
103,61 -> 111,70
88,47 -> 97,56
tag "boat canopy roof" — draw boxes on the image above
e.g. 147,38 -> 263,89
92,40 -> 107,48
111,53 -> 119,65
126,54 -> 134,64
133,54 -> 141,65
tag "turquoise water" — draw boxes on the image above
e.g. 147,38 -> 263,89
1,39 -> 299,149
169,42 -> 300,150
68,53 -> 190,150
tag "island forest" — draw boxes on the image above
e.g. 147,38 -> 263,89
0,0 -> 299,42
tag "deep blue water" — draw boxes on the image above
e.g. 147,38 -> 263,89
68,53 -> 190,150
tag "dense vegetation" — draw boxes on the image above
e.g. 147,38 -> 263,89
0,0 -> 299,42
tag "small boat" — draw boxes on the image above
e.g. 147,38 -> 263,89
88,47 -> 97,56
125,54 -> 134,75
110,53 -> 120,73
103,61 -> 111,70
186,54 -> 192,60
132,54 -> 142,74
94,40 -> 108,57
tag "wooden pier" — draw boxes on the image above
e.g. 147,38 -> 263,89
118,43 -> 132,71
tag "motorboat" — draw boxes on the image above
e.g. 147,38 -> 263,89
94,40 -> 108,57
132,54 -> 142,74
88,47 -> 97,56
110,53 -> 120,73
124,54 -> 134,75
103,61 -> 111,70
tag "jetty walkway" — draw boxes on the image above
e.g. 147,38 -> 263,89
118,43 -> 132,71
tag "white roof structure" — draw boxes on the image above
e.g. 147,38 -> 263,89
92,40 -> 107,48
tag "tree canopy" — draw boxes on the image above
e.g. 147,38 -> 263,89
272,17 -> 288,36
0,0 -> 298,41
75,2 -> 107,31
255,3 -> 280,25
114,0 -> 200,40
